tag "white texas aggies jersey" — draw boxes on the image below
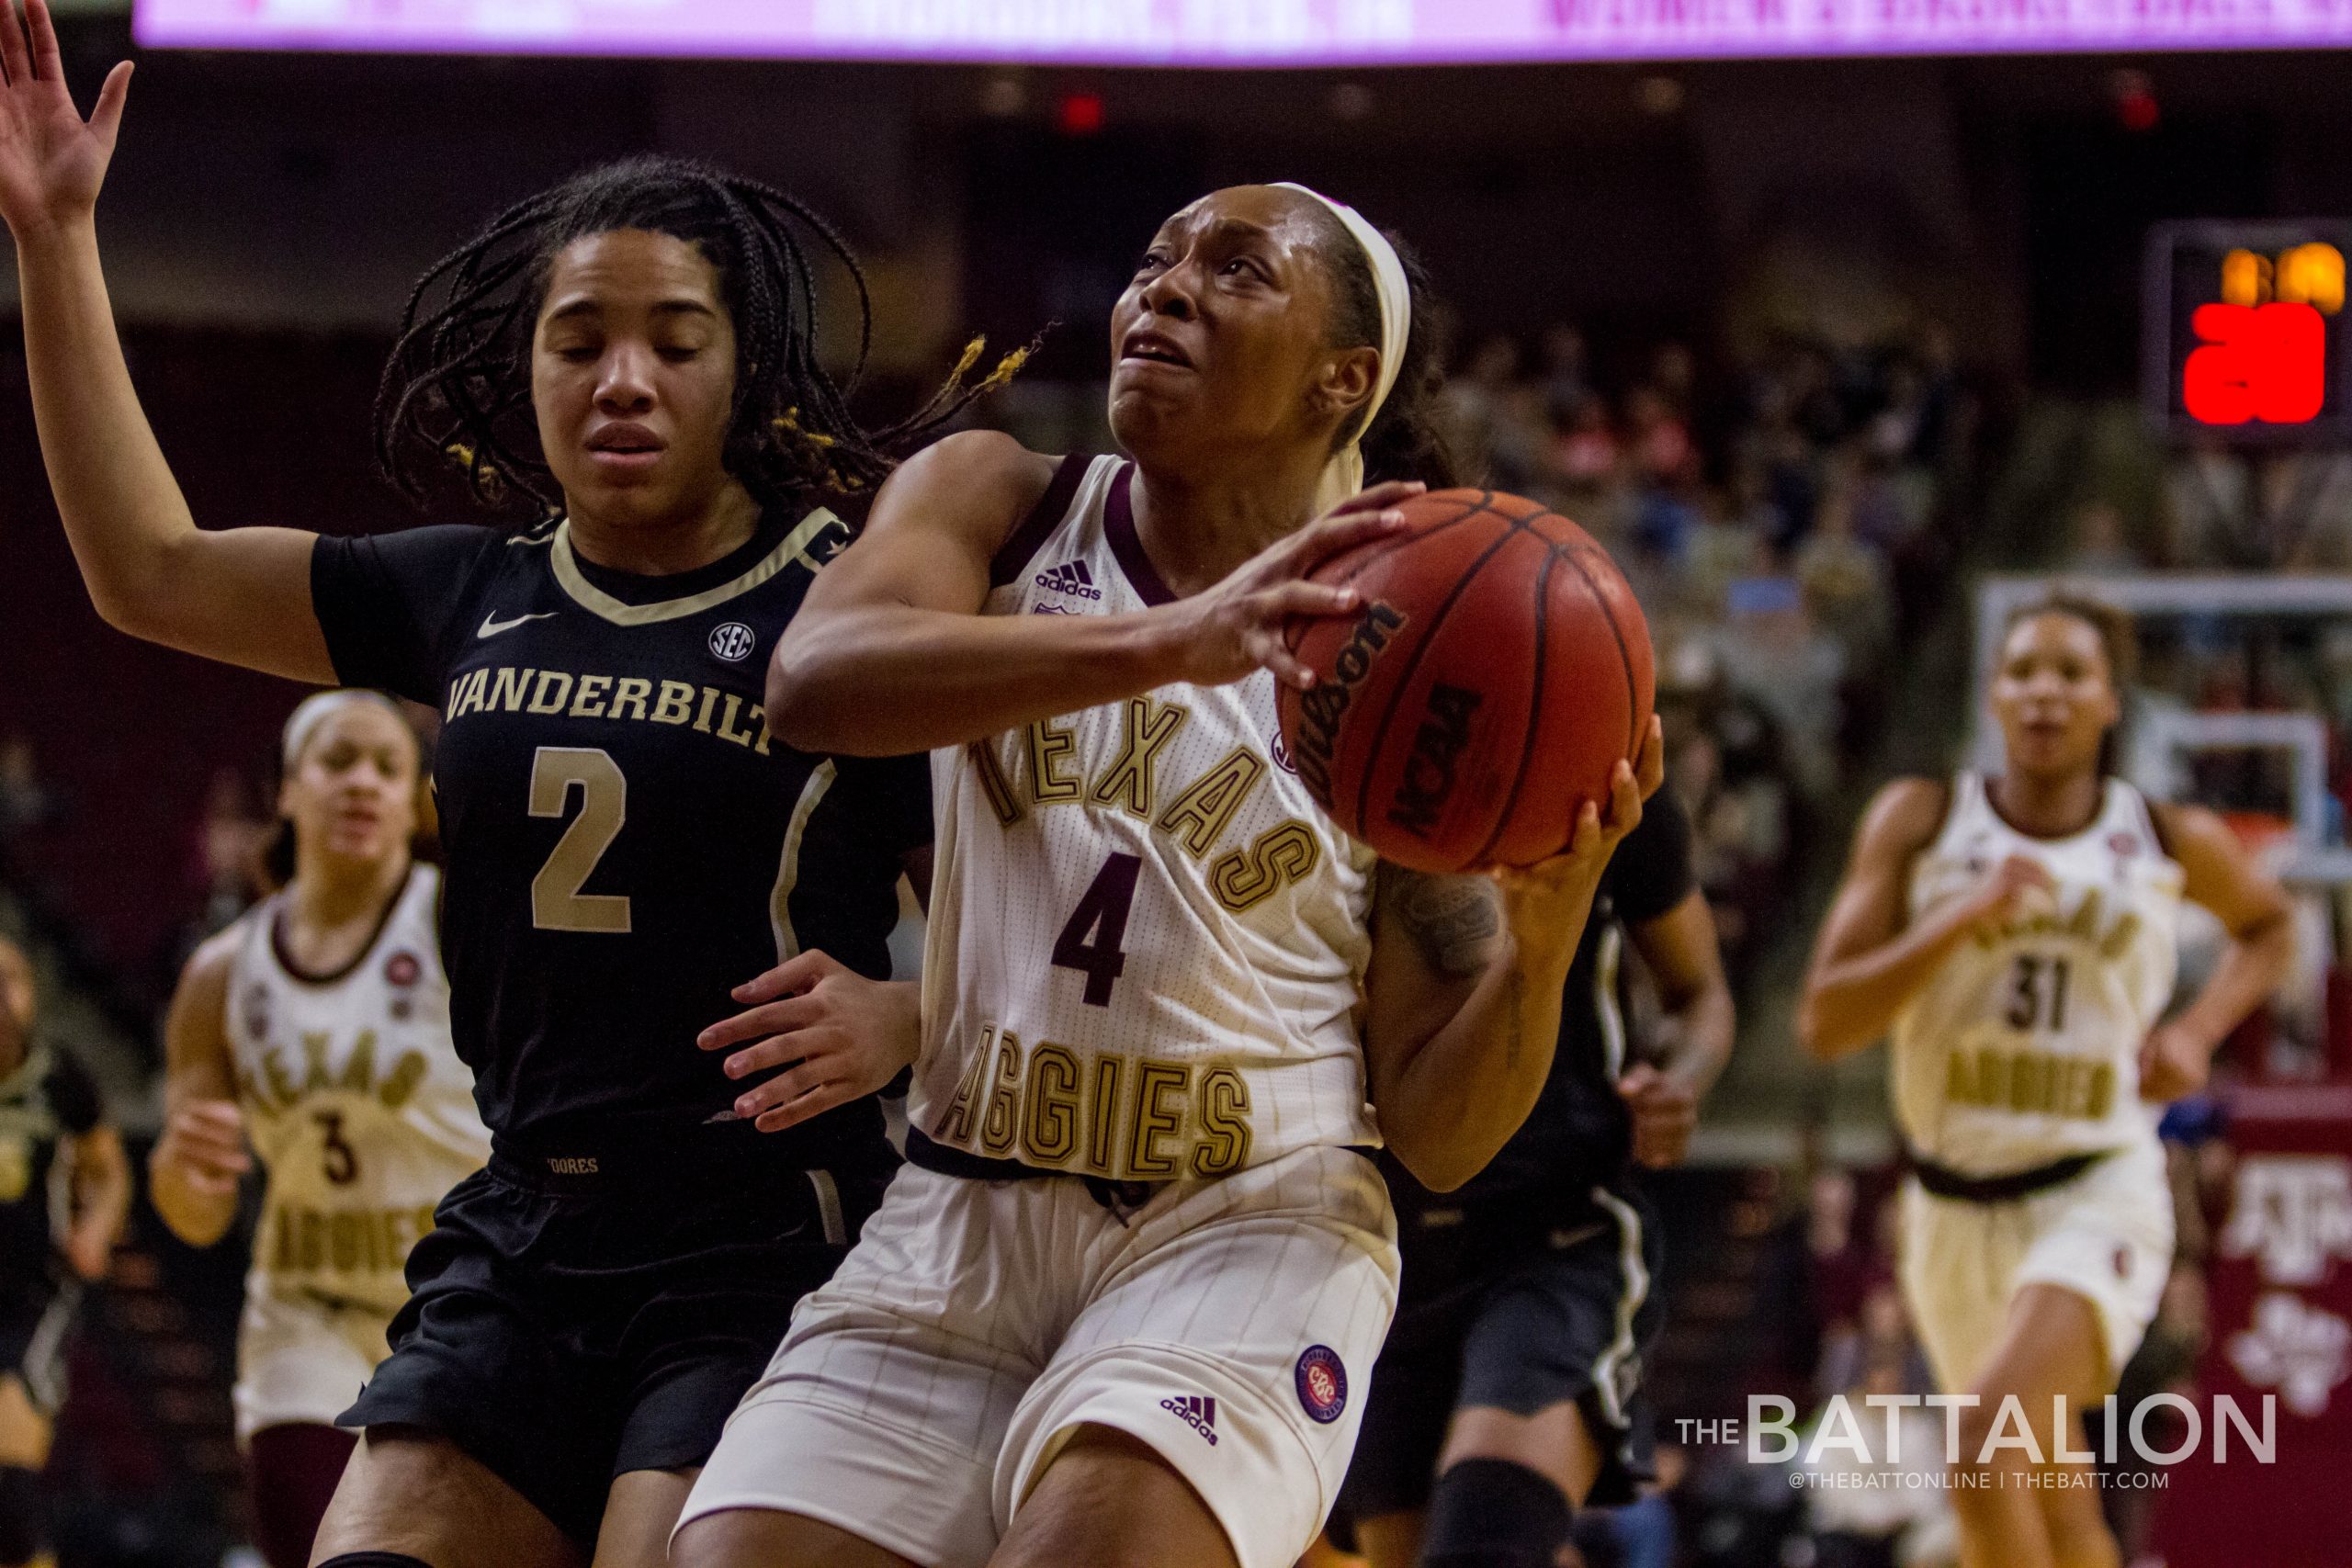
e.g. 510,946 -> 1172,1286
912,456 -> 1383,1181
1893,773 -> 2183,1175
224,865 -> 490,1314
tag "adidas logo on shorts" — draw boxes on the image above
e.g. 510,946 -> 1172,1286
1035,559 -> 1102,601
1160,1393 -> 1219,1446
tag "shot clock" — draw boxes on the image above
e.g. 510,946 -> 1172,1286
2146,220 -> 2352,442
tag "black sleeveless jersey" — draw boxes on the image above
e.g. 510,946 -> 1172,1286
1382,785 -> 1698,1221
311,509 -> 928,1166
0,1045 -> 101,1290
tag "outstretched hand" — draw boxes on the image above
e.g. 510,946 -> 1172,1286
699,950 -> 923,1134
0,0 -> 130,240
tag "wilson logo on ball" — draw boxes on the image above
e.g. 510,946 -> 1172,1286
1386,683 -> 1483,840
1290,600 -> 1407,807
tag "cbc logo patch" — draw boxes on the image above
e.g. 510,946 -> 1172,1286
708,622 -> 757,662
1295,1345 -> 1348,1424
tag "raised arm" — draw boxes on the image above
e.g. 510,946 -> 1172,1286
1362,718 -> 1662,1193
1798,778 -> 2056,1062
148,927 -> 252,1249
0,0 -> 328,681
765,429 -> 1414,755
2139,803 -> 2293,1100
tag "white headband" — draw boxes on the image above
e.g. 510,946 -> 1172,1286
281,690 -> 407,772
1273,182 -> 1412,517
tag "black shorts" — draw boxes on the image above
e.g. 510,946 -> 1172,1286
341,1136 -> 893,1546
0,1277 -> 81,1417
1331,1186 -> 1666,1539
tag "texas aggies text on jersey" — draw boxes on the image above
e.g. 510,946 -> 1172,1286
310,507 -> 929,1164
223,864 -> 488,1315
1894,773 -> 2184,1176
911,457 -> 1383,1183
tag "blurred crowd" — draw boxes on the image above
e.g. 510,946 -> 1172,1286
1433,323 -> 1980,984
2046,434 -> 2352,845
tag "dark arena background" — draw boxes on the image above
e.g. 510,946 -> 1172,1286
3,4 -> 2351,1567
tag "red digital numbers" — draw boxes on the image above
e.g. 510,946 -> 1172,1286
2183,301 -> 2327,425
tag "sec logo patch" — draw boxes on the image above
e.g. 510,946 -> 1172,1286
708,622 -> 758,662
1295,1345 -> 1347,1424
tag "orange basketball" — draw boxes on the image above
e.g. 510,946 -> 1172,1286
1276,489 -> 1654,874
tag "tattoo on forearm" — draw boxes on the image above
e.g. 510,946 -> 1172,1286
1391,871 -> 1505,977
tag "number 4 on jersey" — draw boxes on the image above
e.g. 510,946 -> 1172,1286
1053,852 -> 1141,1007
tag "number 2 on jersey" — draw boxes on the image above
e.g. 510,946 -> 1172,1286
1053,852 -> 1141,1006
529,747 -> 632,933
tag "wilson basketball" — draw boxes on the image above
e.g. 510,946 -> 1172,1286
1276,489 -> 1654,874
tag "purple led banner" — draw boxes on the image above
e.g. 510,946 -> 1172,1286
134,0 -> 2352,63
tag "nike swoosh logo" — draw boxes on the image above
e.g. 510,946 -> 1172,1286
477,610 -> 559,638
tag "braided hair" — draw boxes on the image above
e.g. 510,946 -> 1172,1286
1306,207 -> 1459,491
375,154 -> 1026,516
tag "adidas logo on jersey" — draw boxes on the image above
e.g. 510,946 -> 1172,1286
1159,1393 -> 1219,1445
1035,559 -> 1103,601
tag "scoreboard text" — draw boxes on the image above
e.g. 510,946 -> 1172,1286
2146,221 -> 2352,442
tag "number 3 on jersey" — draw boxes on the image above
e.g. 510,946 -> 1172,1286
1054,852 -> 1141,1006
530,747 -> 631,933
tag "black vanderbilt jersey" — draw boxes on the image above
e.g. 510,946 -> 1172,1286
311,508 -> 927,1165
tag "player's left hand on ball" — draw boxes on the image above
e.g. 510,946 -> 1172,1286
1617,1063 -> 1699,1168
698,949 -> 922,1134
1507,715 -> 1665,894
2137,1022 -> 2211,1103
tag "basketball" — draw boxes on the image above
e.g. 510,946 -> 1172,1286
1277,489 -> 1654,875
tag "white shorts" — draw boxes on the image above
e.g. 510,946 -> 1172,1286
232,1282 -> 397,1444
681,1143 -> 1399,1568
1897,1136 -> 2173,1393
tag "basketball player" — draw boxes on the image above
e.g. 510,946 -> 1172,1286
1800,594 -> 2291,1568
0,934 -> 130,1568
1329,783 -> 1734,1568
0,8 -> 992,1559
673,184 -> 1660,1568
152,693 -> 491,1568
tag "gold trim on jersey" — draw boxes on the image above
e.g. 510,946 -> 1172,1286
771,760 -> 838,960
548,508 -> 843,626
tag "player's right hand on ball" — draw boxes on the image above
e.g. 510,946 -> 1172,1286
1162,481 -> 1421,691
153,1099 -> 250,1196
0,0 -> 132,239
1967,854 -> 2058,935
699,949 -> 923,1134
